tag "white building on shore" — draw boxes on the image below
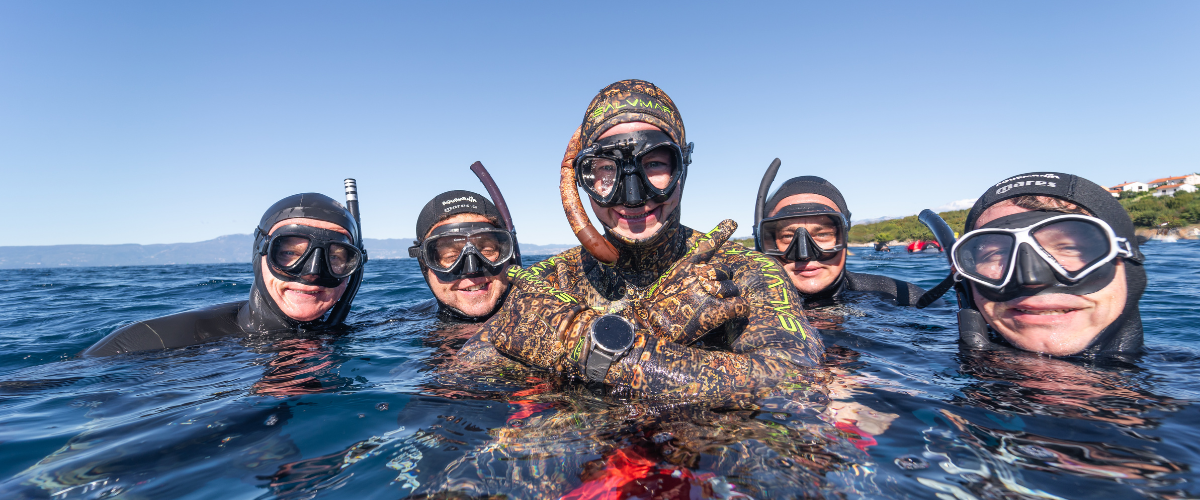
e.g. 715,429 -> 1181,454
1154,183 -> 1197,197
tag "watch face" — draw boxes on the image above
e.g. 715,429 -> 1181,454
592,315 -> 635,352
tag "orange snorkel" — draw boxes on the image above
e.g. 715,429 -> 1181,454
560,126 -> 620,264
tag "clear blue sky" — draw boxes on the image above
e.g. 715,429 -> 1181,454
2,1 -> 1197,246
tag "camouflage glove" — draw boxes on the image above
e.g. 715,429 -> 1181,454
483,266 -> 598,376
639,220 -> 749,343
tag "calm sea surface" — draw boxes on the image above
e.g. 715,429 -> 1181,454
1,242 -> 1197,499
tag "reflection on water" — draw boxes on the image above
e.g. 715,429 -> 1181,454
0,245 -> 1198,498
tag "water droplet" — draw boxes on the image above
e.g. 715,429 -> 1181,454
894,455 -> 928,470
264,414 -> 278,426
376,402 -> 389,411
358,413 -> 366,418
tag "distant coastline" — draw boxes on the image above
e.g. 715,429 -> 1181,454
0,235 -> 575,269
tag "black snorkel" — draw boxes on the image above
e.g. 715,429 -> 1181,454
326,178 -> 367,326
913,210 -> 960,309
753,158 -> 783,252
470,161 -> 521,267
912,209 -> 993,345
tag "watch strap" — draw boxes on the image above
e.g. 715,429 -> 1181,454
584,345 -> 616,383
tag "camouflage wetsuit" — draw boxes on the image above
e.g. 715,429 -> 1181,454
458,210 -> 825,402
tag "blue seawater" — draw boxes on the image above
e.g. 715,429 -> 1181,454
0,244 -> 1197,499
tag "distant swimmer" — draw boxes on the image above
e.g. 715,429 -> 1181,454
408,187 -> 518,323
82,188 -> 367,357
948,172 -> 1146,358
752,171 -> 927,308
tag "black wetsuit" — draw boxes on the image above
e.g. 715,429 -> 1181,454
799,270 -> 927,308
81,192 -> 364,357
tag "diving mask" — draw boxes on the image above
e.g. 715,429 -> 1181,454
575,130 -> 692,208
952,211 -> 1134,302
409,222 -> 515,280
758,203 -> 849,262
256,224 -> 363,288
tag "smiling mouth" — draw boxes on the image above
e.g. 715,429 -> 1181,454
460,283 -> 489,292
1014,308 -> 1081,315
617,207 -> 657,222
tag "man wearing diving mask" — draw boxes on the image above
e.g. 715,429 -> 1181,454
410,190 -> 517,321
756,175 -> 927,307
951,172 -> 1146,358
458,80 -> 823,400
83,191 -> 367,356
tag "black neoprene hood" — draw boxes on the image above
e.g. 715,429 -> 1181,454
765,176 -> 851,221
415,190 -> 503,240
258,193 -> 359,243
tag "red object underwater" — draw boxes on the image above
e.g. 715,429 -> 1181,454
906,240 -> 942,253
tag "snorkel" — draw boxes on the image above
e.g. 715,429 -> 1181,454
326,178 -> 366,326
753,158 -> 783,252
470,161 -> 522,267
913,210 -> 960,310
561,126 -> 620,264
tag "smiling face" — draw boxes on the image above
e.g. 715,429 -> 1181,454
423,213 -> 510,317
768,194 -> 847,295
970,200 -> 1127,356
588,122 -> 682,242
262,218 -> 351,322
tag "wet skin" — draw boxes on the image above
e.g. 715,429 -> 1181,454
424,213 -> 510,318
768,194 -> 847,295
970,200 -> 1127,356
588,122 -> 682,242
263,218 -> 350,322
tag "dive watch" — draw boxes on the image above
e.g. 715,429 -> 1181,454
584,314 -> 636,383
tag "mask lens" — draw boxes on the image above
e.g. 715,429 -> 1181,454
327,243 -> 360,276
1032,219 -> 1110,275
956,233 -> 1014,284
580,156 -> 619,198
637,146 -> 677,190
468,232 -> 510,265
430,235 -> 469,269
272,236 -> 311,268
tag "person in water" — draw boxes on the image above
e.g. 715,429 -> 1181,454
950,172 -> 1146,358
82,191 -> 367,357
755,174 -> 927,307
408,190 -> 517,322
458,79 -> 823,400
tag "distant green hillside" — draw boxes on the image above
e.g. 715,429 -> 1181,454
1118,190 -> 1200,229
849,210 -> 969,244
